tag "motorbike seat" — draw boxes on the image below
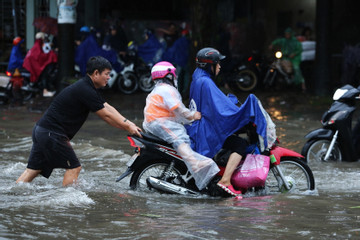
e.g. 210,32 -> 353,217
141,132 -> 172,146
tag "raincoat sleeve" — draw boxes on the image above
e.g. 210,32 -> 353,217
161,85 -> 196,124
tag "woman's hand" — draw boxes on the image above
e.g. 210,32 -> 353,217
193,111 -> 202,120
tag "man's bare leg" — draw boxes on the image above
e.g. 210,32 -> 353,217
63,166 -> 82,186
16,168 -> 41,183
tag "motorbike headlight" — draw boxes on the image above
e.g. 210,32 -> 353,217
275,51 -> 282,59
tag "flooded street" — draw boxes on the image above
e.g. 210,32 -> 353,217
1,89 -> 360,239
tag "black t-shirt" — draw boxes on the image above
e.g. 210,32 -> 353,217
38,75 -> 105,139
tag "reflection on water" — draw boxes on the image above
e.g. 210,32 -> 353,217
1,91 -> 360,239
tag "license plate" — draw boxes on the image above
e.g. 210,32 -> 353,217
126,153 -> 139,167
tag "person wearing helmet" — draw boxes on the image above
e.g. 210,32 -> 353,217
186,47 -> 276,197
143,61 -> 220,190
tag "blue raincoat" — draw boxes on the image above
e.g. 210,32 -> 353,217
137,33 -> 164,65
162,36 -> 190,68
186,68 -> 269,158
75,34 -> 121,76
7,40 -> 24,71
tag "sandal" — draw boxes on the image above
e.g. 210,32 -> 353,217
217,182 -> 242,197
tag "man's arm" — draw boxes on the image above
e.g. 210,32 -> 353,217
96,102 -> 142,137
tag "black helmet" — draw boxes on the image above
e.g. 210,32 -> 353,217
196,47 -> 226,69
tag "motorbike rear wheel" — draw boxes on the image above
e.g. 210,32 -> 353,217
130,159 -> 186,192
302,139 -> 342,163
117,71 -> 138,94
265,158 -> 315,195
234,69 -> 257,92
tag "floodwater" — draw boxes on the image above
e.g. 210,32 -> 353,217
1,89 -> 360,240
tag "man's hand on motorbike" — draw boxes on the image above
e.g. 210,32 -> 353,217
127,121 -> 143,137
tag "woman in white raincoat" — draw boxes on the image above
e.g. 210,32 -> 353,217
143,61 -> 220,190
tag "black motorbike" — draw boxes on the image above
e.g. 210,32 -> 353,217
116,125 -> 315,197
301,84 -> 360,163
225,53 -> 259,92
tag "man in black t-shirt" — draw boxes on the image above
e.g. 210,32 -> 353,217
16,56 -> 142,186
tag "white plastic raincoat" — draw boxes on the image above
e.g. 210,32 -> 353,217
143,81 -> 220,190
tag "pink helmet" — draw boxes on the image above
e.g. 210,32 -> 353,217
151,61 -> 177,81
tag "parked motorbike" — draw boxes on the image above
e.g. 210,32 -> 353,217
127,42 -> 154,93
106,42 -> 153,94
226,54 -> 259,92
301,84 -> 360,163
116,124 -> 315,197
106,58 -> 138,95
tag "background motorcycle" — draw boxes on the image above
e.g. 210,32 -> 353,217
226,50 -> 292,92
116,125 -> 315,197
262,51 -> 293,89
126,42 -> 154,93
1,64 -> 57,104
106,42 -> 153,94
224,53 -> 259,92
302,84 -> 360,163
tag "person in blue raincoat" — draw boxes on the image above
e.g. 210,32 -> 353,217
7,37 -> 24,72
137,30 -> 165,65
186,47 -> 276,197
75,27 -> 121,76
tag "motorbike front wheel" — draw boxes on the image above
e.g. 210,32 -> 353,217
234,69 -> 258,92
302,139 -> 342,163
117,71 -> 138,94
265,158 -> 315,195
129,159 -> 186,192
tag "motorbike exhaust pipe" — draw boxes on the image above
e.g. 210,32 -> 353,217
146,176 -> 199,195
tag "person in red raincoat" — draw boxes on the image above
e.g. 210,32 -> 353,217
22,32 -> 58,96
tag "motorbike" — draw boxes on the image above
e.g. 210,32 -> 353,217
0,64 -> 57,104
112,42 -> 154,94
225,53 -> 259,92
227,50 -> 292,92
301,84 -> 360,163
116,124 -> 315,197
126,41 -> 154,93
105,57 -> 138,95
262,51 -> 293,89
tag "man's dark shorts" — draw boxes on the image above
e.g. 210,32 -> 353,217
27,125 -> 81,178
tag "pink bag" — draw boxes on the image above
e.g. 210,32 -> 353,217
231,154 -> 270,189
